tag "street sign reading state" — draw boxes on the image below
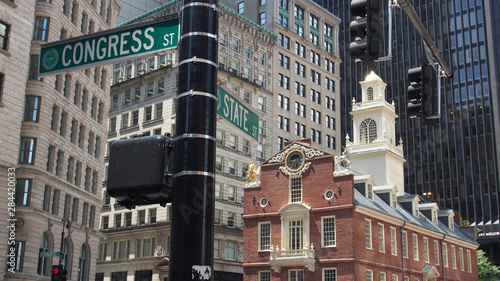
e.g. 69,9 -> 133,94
39,16 -> 179,76
217,86 -> 259,141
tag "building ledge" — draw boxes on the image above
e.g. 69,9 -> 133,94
269,248 -> 315,273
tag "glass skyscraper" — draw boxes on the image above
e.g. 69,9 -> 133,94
313,0 -> 500,263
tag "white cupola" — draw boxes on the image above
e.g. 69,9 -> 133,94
347,71 -> 406,196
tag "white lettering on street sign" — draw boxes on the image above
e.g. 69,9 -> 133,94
39,15 -> 179,76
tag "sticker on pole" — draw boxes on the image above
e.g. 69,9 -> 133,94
192,265 -> 211,280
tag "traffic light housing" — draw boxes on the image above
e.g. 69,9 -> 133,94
61,268 -> 67,281
51,265 -> 63,281
349,0 -> 382,60
107,134 -> 175,209
407,61 -> 438,122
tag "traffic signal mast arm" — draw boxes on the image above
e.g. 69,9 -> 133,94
394,0 -> 452,78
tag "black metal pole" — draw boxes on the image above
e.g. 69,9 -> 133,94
59,219 -> 68,267
169,0 -> 218,280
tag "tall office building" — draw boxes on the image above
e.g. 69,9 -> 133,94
97,2 -> 276,281
313,0 -> 500,263
0,0 -> 120,280
220,0 -> 343,156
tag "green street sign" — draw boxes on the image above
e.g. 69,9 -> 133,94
39,15 -> 179,76
217,86 -> 259,141
40,252 -> 60,258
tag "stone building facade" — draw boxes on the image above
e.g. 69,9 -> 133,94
97,3 -> 275,281
220,0 -> 343,156
0,0 -> 119,280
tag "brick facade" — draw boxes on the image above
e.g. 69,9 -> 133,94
243,140 -> 478,281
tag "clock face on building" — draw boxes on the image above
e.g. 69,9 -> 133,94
285,150 -> 305,172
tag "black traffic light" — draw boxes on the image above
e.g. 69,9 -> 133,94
51,265 -> 63,281
107,134 -> 175,209
407,61 -> 438,121
61,268 -> 67,281
349,0 -> 382,61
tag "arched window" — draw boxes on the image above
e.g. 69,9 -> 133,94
77,244 -> 88,281
61,238 -> 72,277
37,232 -> 51,276
360,119 -> 377,143
367,87 -> 374,101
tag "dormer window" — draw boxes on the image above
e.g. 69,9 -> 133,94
366,184 -> 373,200
432,209 -> 438,224
412,201 -> 419,218
390,192 -> 397,209
449,216 -> 454,230
360,118 -> 377,143
367,87 -> 374,101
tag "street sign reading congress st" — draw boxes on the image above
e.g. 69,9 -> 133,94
39,16 -> 179,76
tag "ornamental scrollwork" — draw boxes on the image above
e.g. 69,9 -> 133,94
269,144 -> 324,163
279,162 -> 312,177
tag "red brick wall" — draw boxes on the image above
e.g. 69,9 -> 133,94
243,144 -> 479,281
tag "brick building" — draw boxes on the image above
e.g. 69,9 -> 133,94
242,73 -> 478,281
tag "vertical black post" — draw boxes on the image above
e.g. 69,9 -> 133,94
59,223 -> 65,266
169,0 -> 218,281
59,219 -> 68,267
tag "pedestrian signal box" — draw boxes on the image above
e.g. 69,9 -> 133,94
107,134 -> 175,209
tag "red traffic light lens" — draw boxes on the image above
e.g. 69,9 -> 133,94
53,268 -> 59,274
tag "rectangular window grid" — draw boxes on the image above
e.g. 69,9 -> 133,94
290,177 -> 302,202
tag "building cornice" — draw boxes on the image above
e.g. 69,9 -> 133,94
243,262 -> 270,268
311,204 -> 354,212
355,205 -> 478,249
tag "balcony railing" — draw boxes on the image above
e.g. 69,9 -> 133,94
269,246 -> 316,273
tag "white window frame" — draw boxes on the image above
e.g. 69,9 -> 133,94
366,269 -> 373,281
258,271 -> 271,281
390,227 -> 397,256
365,219 -> 372,250
412,233 -> 419,260
467,249 -> 472,272
214,239 -> 221,258
443,243 -> 448,267
378,223 -> 385,253
289,176 -> 302,203
423,237 -> 429,263
288,269 -> 304,281
227,185 -> 236,201
224,240 -> 236,260
258,221 -> 271,251
214,209 -> 222,225
434,240 -> 440,265
402,230 -> 408,258
322,268 -> 337,281
459,248 -> 464,271
451,245 -> 457,269
322,216 -> 336,247
227,212 -> 235,228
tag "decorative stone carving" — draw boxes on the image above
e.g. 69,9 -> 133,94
245,161 -> 261,187
269,143 -> 324,164
333,146 -> 352,177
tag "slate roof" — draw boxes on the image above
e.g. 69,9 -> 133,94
353,189 -> 477,245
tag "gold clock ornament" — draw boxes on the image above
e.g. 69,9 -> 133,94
285,150 -> 305,172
